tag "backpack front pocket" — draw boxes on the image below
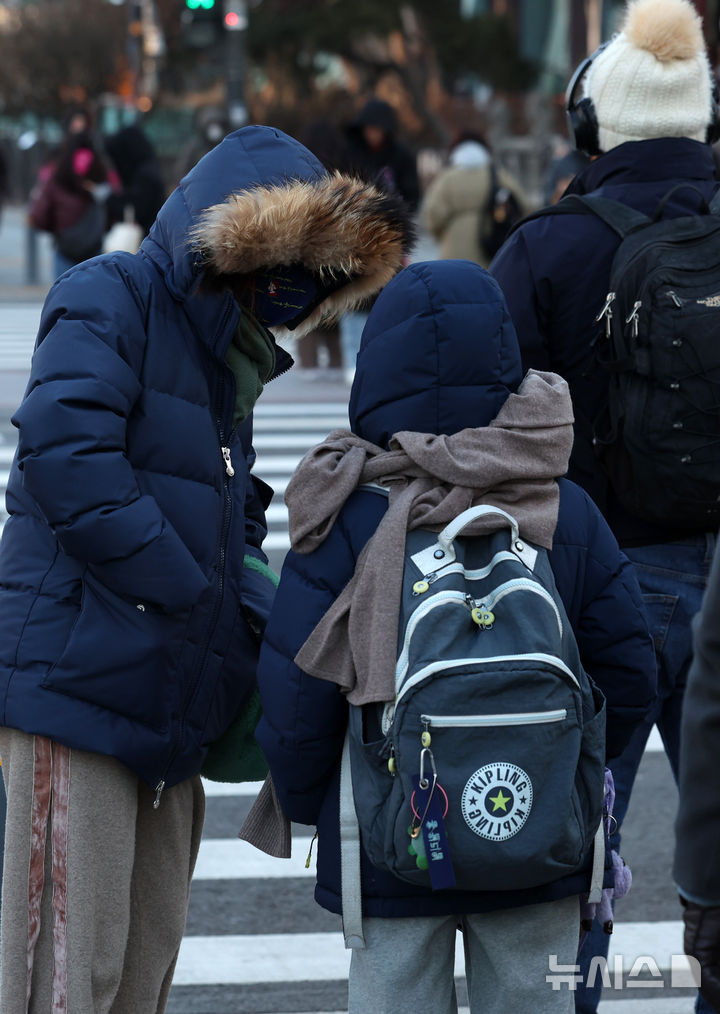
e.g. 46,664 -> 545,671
386,664 -> 590,890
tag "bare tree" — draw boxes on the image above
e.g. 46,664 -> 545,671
0,0 -> 126,119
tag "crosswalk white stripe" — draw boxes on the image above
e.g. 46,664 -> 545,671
253,416 -> 347,431
201,778 -> 265,796
254,433 -> 333,451
172,922 -> 692,987
254,403 -> 349,416
254,454 -> 312,473
193,837 -> 315,879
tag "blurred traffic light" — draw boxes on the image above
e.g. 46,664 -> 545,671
181,0 -> 220,48
223,0 -> 246,31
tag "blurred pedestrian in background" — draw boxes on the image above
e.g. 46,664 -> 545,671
104,123 -> 167,242
490,1 -> 719,1010
293,119 -> 350,377
173,104 -> 230,184
340,98 -> 420,383
28,123 -> 118,278
675,540 -> 720,1013
0,124 -> 412,1013
421,131 -> 528,267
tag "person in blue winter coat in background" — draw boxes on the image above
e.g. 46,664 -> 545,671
489,2 -> 720,1010
254,259 -> 656,1014
0,124 -> 413,1013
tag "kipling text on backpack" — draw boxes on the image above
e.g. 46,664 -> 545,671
339,502 -> 606,945
533,188 -> 720,529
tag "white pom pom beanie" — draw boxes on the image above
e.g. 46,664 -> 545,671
585,0 -> 714,152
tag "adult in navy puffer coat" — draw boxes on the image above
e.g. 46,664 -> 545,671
255,260 -> 656,1014
0,125 -> 412,1013
489,5 -> 720,1009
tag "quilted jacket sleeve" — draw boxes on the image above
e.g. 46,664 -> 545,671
12,261 -> 209,612
549,479 -> 657,760
255,494 -> 381,825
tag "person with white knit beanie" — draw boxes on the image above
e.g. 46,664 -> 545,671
489,3 -> 720,1014
585,0 -> 714,152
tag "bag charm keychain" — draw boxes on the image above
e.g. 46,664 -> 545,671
408,745 -> 456,889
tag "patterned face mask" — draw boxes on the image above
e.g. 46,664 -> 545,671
250,265 -> 319,328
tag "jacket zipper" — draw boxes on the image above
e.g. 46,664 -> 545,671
154,388 -> 236,806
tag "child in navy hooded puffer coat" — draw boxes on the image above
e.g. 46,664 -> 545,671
255,260 -> 656,1014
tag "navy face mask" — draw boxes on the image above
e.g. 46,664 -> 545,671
250,265 -> 319,328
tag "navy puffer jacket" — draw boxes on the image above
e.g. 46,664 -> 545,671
0,125 -> 411,796
256,260 -> 657,918
490,138 -> 720,545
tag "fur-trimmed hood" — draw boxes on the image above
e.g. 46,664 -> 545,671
141,126 -> 414,337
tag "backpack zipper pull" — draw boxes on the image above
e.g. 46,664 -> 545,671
625,300 -> 642,338
153,779 -> 165,809
467,595 -> 494,630
596,291 -> 616,338
667,289 -> 683,307
221,446 -> 235,477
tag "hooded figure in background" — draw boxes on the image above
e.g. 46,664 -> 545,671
104,123 -> 167,237
0,124 -> 413,1013
345,98 -> 420,212
254,259 -> 655,1014
340,98 -> 421,383
421,133 -> 529,267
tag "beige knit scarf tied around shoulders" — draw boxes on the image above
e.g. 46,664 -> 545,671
286,368 -> 574,705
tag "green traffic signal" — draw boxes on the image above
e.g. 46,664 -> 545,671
185,0 -> 215,9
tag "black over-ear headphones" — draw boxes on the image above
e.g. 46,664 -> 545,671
566,40 -> 720,153
565,42 -> 610,157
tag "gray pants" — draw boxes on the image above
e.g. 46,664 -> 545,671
0,729 -> 205,1014
349,895 -> 578,1014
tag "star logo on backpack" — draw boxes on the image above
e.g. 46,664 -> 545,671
461,762 -> 533,841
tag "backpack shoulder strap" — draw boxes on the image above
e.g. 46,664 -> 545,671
340,730 -> 366,949
508,193 -> 651,240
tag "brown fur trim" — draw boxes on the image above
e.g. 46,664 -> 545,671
189,173 -> 414,335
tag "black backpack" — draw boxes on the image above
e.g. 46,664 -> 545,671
480,163 -> 523,261
527,188 -> 720,530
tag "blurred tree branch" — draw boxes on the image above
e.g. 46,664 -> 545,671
0,0 -> 125,119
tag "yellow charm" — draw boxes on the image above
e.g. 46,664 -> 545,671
421,731 -> 431,748
388,755 -> 397,774
413,580 -> 430,595
471,607 -> 495,629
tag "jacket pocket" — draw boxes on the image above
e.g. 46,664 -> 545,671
41,571 -> 185,730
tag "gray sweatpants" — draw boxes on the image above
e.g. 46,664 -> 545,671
0,729 -> 205,1014
349,895 -> 578,1014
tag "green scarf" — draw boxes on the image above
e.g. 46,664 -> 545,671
227,310 -> 277,427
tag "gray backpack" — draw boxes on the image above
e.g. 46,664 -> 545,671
340,502 -> 606,947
